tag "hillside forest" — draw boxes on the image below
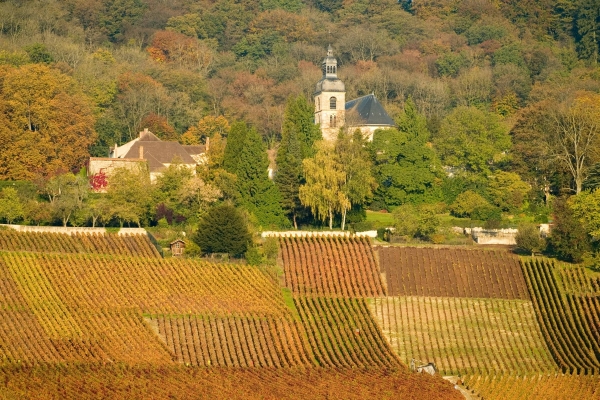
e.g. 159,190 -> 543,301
1,0 -> 600,263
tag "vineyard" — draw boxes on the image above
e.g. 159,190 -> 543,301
521,259 -> 600,374
369,296 -> 557,375
462,373 -> 600,400
0,230 -> 160,257
378,247 -> 529,299
0,252 -> 296,364
147,315 -> 313,367
279,236 -> 385,297
0,364 -> 461,400
294,297 -> 400,368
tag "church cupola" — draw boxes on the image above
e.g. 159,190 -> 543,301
314,46 -> 346,141
322,45 -> 338,79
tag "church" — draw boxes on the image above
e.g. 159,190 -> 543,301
314,46 -> 395,141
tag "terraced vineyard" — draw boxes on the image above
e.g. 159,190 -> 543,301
0,230 -> 160,257
378,247 -> 529,299
369,296 -> 556,375
279,236 -> 385,297
462,373 -> 600,400
521,259 -> 600,374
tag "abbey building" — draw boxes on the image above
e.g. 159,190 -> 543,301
314,46 -> 395,141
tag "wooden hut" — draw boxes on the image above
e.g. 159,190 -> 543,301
170,239 -> 186,256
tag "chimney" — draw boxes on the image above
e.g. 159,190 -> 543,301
139,145 -> 144,159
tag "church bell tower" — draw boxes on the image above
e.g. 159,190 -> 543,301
314,45 -> 345,141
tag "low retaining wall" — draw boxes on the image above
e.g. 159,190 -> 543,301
0,224 -> 147,236
470,227 -> 518,245
261,230 -> 377,238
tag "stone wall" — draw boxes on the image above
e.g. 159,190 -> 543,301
0,224 -> 147,236
470,227 -> 518,245
261,230 -> 376,238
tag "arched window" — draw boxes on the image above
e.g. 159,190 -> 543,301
330,97 -> 337,110
330,115 -> 337,128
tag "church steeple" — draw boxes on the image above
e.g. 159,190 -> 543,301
314,46 -> 346,141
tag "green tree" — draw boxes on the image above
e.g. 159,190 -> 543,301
228,124 -> 287,228
223,121 -> 249,173
300,140 -> 349,229
516,223 -> 545,256
336,129 -> 377,230
547,196 -> 590,262
434,106 -> 510,176
392,203 -> 440,240
450,190 -> 491,218
371,98 -> 442,207
105,165 -> 153,227
44,173 -> 89,227
0,187 -> 24,224
275,97 -> 307,229
193,203 -> 251,257
487,171 -> 531,212
575,0 -> 600,63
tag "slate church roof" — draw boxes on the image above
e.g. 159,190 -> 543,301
345,94 -> 395,127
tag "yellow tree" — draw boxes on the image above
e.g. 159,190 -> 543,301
299,140 -> 349,230
0,64 -> 96,180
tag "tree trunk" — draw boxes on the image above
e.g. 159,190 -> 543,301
341,207 -> 347,231
293,214 -> 298,230
328,207 -> 333,230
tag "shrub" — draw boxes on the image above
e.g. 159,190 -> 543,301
193,203 -> 251,257
516,223 -> 544,255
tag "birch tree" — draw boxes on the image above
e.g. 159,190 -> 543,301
299,141 -> 349,230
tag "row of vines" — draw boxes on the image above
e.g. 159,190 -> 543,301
369,296 -> 557,376
0,231 -> 160,257
147,315 -> 313,367
0,364 -> 461,400
294,296 -> 400,368
378,247 -> 529,299
521,259 -> 600,374
279,236 -> 385,297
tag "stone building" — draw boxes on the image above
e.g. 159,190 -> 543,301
88,129 -> 205,185
314,46 -> 395,141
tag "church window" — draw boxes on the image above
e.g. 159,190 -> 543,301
330,115 -> 337,127
330,97 -> 337,110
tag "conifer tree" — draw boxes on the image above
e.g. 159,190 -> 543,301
193,203 -> 251,257
223,121 -> 249,173
275,95 -> 318,229
230,124 -> 288,228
